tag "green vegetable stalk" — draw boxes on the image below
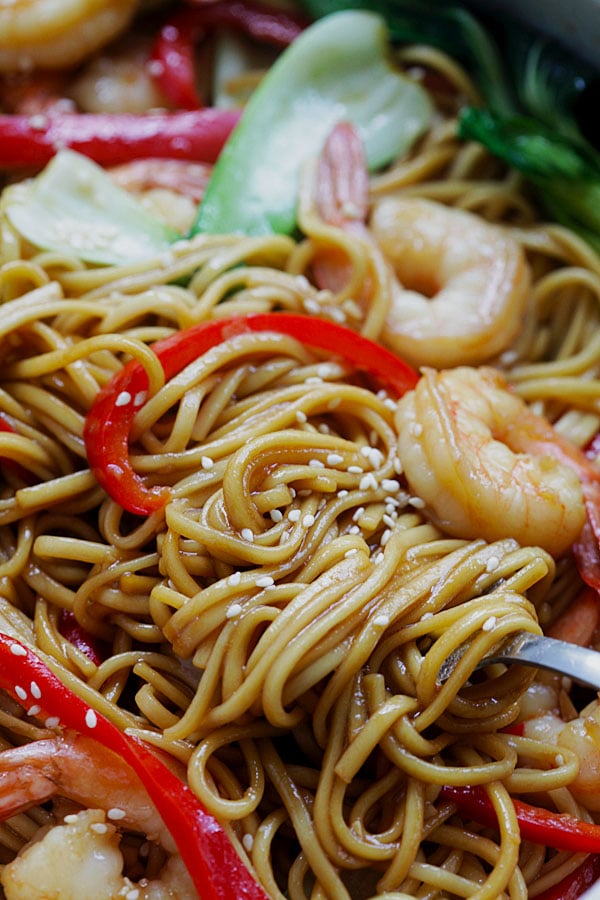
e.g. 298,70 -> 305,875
192,8 -> 432,237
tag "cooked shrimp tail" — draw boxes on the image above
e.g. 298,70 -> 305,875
310,121 -> 371,294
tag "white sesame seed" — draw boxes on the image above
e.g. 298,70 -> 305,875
28,113 -> 48,131
329,307 -> 346,323
30,681 -> 41,699
317,423 -> 330,434
91,822 -> 108,834
359,473 -> 378,491
327,398 -> 341,410
303,298 -> 320,314
381,529 -> 391,547
64,814 -> 78,824
410,422 -> 423,437
115,391 -> 132,407
256,575 -> 274,588
309,459 -> 325,468
126,890 -> 140,900
384,398 -> 397,411
295,410 -> 307,424
383,514 -> 396,529
226,603 -> 243,618
201,456 -> 214,470
288,509 -> 301,522
133,391 -> 147,407
361,446 -> 384,468
9,643 -> 27,657
85,709 -> 98,729
482,616 -> 497,632
373,614 -> 390,627
393,456 -> 404,474
27,705 -> 41,717
270,509 -> 283,522
228,571 -> 241,586
348,465 -> 363,474
241,528 -> 254,542
327,453 -> 344,466
242,833 -> 255,852
45,716 -> 60,728
337,490 -> 349,498
382,479 -> 400,492
349,525 -> 360,534
372,551 -> 385,564
408,496 -> 426,509
555,754 -> 565,766
486,555 -> 500,572
352,507 -> 365,522
107,807 -> 127,820
344,548 -> 358,557
317,364 -> 333,378
302,514 -> 315,528
15,685 -> 27,700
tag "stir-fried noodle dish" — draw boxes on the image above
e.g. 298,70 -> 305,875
1,1 -> 600,898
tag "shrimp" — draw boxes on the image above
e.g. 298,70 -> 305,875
371,196 -> 531,368
109,159 -> 212,232
0,733 -> 197,899
310,123 -> 531,368
394,366 -> 591,558
0,0 -> 141,72
523,698 -> 600,813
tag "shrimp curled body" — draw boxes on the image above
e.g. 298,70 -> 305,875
0,0 -> 140,71
395,366 -> 587,558
372,197 -> 531,368
0,733 -> 196,899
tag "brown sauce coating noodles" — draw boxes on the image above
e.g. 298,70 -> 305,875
0,31 -> 600,900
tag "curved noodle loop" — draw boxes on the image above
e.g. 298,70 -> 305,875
2,21 -> 600,900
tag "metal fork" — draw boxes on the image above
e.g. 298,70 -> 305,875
438,631 -> 600,690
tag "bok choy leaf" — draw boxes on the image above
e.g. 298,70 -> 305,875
192,9 -> 433,236
301,0 -> 600,252
3,150 -> 178,266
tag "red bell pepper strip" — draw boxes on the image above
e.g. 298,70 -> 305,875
440,784 -> 600,855
0,631 -> 268,900
0,108 -> 240,169
150,0 -> 307,108
58,610 -> 109,666
536,854 -> 600,900
83,313 -> 419,516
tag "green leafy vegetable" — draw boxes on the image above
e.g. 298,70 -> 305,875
3,150 -> 178,266
301,0 -> 600,253
192,9 -> 433,237
300,0 -> 516,116
460,107 -> 600,252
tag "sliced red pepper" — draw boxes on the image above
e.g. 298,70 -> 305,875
58,610 -> 110,666
440,785 -> 600,855
0,108 -> 240,169
536,853 -> 600,900
150,0 -> 307,108
83,313 -> 419,516
0,632 -> 268,900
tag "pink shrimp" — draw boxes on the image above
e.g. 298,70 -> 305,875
310,122 -> 530,369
